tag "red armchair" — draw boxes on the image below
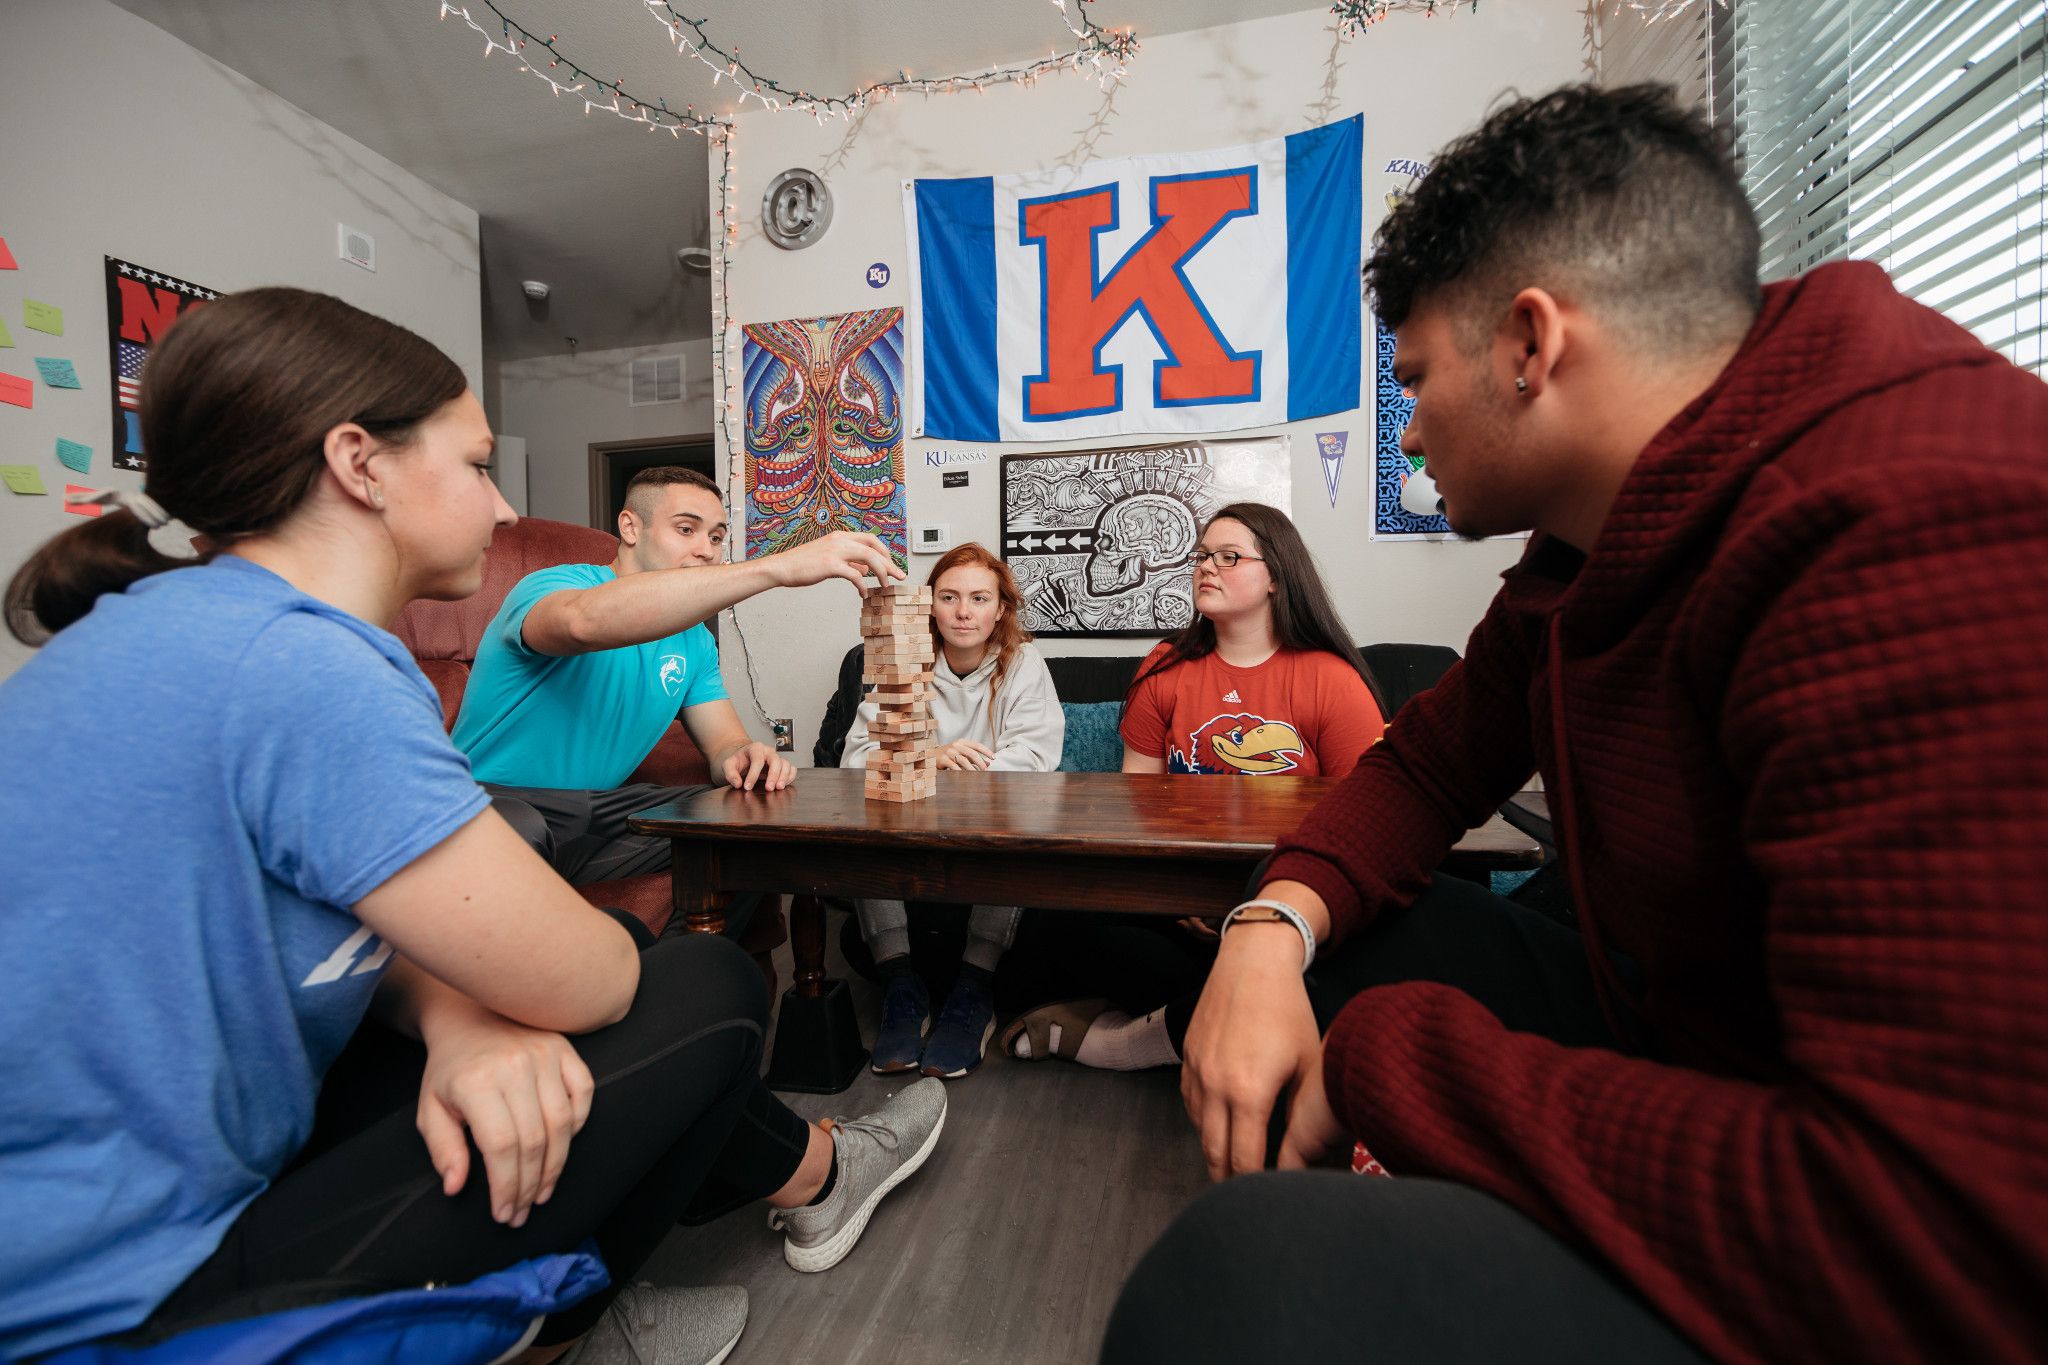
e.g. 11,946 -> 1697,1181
392,516 -> 785,968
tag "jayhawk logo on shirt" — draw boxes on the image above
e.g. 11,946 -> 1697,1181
657,654 -> 689,697
1170,712 -> 1306,775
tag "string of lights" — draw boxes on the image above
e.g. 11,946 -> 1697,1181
1329,1 -> 1476,39
437,0 -> 729,135
1331,0 -> 1718,35
633,0 -> 1138,121
703,125 -> 782,729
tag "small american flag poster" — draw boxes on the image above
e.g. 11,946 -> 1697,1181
103,257 -> 221,472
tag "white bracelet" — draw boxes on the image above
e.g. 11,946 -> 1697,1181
1220,899 -> 1316,973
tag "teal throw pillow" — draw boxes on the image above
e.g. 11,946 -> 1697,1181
1057,701 -> 1125,773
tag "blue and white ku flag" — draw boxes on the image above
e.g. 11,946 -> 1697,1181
905,115 -> 1364,444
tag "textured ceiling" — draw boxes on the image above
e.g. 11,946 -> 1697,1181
107,0 -> 1330,360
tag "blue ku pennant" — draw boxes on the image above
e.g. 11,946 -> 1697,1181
906,116 -> 1364,443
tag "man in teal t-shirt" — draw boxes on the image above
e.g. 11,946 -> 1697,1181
453,467 -> 901,884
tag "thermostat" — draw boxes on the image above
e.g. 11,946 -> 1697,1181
912,524 -> 952,555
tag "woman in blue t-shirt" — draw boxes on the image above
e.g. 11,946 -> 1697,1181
0,289 -> 945,1363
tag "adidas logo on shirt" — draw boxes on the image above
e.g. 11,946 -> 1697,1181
1222,689 -> 1242,703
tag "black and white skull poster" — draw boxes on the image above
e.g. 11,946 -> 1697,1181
999,436 -> 1290,638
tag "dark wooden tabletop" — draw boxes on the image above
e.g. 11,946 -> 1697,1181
629,768 -> 1542,870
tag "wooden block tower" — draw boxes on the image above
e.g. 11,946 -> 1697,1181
860,583 -> 938,802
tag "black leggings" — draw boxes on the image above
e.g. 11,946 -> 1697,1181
137,932 -> 811,1347
1103,1175 -> 1709,1363
1101,875 -> 1700,1362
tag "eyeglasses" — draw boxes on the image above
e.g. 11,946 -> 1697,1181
1190,549 -> 1265,569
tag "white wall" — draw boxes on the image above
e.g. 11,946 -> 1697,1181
702,2 -> 1586,759
0,0 -> 482,680
495,338 -> 716,525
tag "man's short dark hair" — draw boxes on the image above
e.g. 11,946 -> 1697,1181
623,466 -> 720,520
1366,83 -> 1762,356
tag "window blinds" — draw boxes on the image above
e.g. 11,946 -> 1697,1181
1596,0 -> 2046,373
1735,0 -> 2046,370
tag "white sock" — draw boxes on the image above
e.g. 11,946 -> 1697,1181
1076,1008 -> 1180,1071
1009,1008 -> 1180,1069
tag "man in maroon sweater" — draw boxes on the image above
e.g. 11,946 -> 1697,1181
1105,85 -> 2048,1364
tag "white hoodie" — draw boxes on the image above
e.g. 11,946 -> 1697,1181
840,640 -> 1064,772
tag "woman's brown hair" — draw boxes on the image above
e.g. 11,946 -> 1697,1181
924,541 -> 1032,727
1125,501 -> 1387,716
5,287 -> 466,645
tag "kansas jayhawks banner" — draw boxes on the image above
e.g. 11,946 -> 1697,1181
905,115 -> 1363,444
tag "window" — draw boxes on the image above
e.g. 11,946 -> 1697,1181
1595,0 -> 2047,373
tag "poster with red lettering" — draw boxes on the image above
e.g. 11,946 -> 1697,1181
103,257 -> 222,472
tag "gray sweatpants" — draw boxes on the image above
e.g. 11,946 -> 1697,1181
854,898 -> 1022,972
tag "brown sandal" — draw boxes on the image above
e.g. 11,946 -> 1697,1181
998,998 -> 1114,1061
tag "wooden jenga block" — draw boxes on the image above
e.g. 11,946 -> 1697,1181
867,682 -> 931,703
865,635 -> 935,657
859,614 -> 930,639
873,730 -> 931,749
864,668 -> 934,688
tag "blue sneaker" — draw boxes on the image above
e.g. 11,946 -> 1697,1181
870,972 -> 930,1074
919,975 -> 996,1079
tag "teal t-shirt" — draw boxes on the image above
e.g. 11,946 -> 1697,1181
452,563 -> 727,789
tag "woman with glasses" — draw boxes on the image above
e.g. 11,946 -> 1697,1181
1001,502 -> 1385,1070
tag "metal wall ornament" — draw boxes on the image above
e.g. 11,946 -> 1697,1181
762,168 -> 832,249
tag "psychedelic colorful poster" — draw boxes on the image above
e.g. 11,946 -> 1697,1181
104,258 -> 220,472
999,435 -> 1289,638
741,307 -> 908,566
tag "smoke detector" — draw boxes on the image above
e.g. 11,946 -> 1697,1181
521,280 -> 551,301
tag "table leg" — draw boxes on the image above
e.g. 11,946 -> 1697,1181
789,894 -> 829,998
666,839 -> 727,938
766,893 -> 867,1094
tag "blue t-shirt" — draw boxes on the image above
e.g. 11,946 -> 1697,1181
0,557 -> 489,1358
451,563 -> 727,790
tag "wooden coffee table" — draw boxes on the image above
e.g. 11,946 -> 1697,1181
629,768 -> 1542,1090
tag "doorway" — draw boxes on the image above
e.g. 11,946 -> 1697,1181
587,434 -> 717,533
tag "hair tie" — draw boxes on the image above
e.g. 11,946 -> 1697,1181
65,487 -> 172,528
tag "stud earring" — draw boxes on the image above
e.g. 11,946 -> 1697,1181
1514,377 -> 1528,395
370,489 -> 385,508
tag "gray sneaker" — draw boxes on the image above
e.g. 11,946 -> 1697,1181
769,1077 -> 947,1273
558,1282 -> 747,1365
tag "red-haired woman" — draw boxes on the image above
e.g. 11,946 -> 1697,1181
841,542 -> 1064,1078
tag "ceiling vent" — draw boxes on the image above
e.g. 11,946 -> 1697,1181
337,223 -> 376,272
629,354 -> 685,406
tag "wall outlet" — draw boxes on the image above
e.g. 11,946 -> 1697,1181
770,718 -> 794,752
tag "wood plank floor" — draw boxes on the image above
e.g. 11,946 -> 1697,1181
639,926 -> 1209,1364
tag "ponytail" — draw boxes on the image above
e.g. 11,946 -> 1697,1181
5,511 -> 187,645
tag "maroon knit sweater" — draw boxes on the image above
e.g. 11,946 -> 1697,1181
1269,262 -> 2048,1363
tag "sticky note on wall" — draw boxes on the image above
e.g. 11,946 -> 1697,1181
64,484 -> 102,516
56,439 -> 92,473
35,357 -> 82,389
0,237 -> 17,270
24,300 -> 63,335
0,372 -> 31,408
1,465 -> 48,495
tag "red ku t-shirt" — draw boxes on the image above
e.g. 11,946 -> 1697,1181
1120,644 -> 1385,779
